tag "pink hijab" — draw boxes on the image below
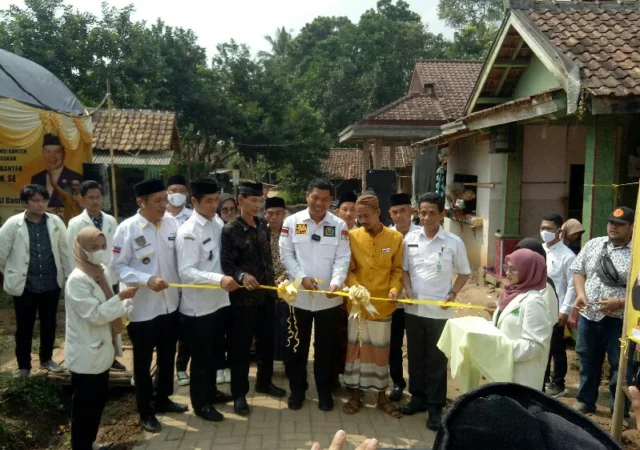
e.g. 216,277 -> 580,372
499,248 -> 547,311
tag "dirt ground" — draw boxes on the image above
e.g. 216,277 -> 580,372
1,283 -> 640,449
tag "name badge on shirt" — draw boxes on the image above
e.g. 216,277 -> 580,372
436,258 -> 443,273
203,237 -> 212,245
382,248 -> 391,253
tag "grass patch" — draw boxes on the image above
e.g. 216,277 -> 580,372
0,292 -> 12,310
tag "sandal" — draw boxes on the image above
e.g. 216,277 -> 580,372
376,400 -> 403,418
342,397 -> 364,415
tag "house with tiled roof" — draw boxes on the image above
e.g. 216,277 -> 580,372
332,60 -> 483,205
91,109 -> 181,218
412,0 -> 640,276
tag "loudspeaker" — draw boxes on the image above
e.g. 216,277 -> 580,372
82,163 -> 112,213
366,169 -> 396,225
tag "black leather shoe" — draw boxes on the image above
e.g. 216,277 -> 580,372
213,390 -> 233,404
401,401 -> 427,416
155,399 -> 188,414
388,385 -> 404,402
288,392 -> 304,410
110,359 -> 126,371
255,383 -> 286,398
427,409 -> 442,431
198,405 -> 224,422
318,393 -> 334,411
141,415 -> 161,433
234,397 -> 250,416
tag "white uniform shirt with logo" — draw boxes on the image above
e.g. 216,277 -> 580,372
279,208 -> 351,311
403,227 -> 471,320
390,222 -> 421,309
176,211 -> 229,317
165,207 -> 193,227
67,209 -> 118,273
111,213 -> 180,322
543,241 -> 576,315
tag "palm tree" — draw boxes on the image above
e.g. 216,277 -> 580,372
258,26 -> 292,59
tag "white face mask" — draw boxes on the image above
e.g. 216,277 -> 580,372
168,193 -> 187,207
84,249 -> 107,265
540,230 -> 557,243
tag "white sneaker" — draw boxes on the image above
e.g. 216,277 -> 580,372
177,371 -> 190,386
40,360 -> 64,373
130,376 -> 135,387
216,370 -> 225,385
224,368 -> 231,383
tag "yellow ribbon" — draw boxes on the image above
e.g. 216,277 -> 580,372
163,283 -> 488,310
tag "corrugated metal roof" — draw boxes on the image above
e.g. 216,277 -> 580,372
92,150 -> 173,166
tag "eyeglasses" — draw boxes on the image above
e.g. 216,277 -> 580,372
221,207 -> 236,214
502,264 -> 518,275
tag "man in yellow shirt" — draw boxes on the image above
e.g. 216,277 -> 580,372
47,170 -> 82,224
343,194 -> 404,418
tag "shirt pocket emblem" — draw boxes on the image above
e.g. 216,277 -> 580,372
135,236 -> 146,246
323,226 -> 336,237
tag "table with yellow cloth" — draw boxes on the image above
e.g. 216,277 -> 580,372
437,316 -> 514,393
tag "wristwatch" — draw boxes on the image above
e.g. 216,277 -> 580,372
238,272 -> 246,284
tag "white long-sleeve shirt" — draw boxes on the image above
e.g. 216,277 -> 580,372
544,241 -> 576,315
110,213 -> 180,322
279,208 -> 351,311
176,211 -> 229,317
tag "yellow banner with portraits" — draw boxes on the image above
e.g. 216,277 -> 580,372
0,99 -> 92,224
625,187 -> 640,343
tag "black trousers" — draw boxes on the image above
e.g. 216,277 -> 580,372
127,310 -> 179,417
229,295 -> 275,399
406,314 -> 448,411
71,370 -> 109,450
13,287 -> 61,370
285,305 -> 340,397
222,307 -> 233,369
544,324 -> 568,388
175,314 -> 192,373
389,308 -> 406,388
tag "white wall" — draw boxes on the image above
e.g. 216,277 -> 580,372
520,125 -> 587,238
445,135 -> 506,270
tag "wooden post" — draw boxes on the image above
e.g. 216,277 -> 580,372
374,138 -> 382,169
106,81 -> 119,220
389,145 -> 396,169
362,145 -> 370,192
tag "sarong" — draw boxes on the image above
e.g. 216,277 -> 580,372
344,316 -> 392,391
332,302 -> 349,377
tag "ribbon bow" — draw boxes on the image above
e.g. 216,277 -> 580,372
276,278 -> 304,353
346,285 -> 378,347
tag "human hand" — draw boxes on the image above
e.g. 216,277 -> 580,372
389,291 -> 398,303
593,297 -> 624,316
557,313 -> 569,327
118,286 -> 138,300
221,275 -> 241,292
442,293 -> 455,310
574,295 -> 588,312
302,277 -> 318,291
326,284 -> 340,299
310,430 -> 379,450
242,273 -> 260,290
147,276 -> 169,292
629,386 -> 640,432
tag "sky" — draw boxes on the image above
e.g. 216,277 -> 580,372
3,0 -> 453,58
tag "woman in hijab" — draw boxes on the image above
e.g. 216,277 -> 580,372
65,227 -> 138,450
494,248 -> 554,389
562,218 -> 585,255
214,193 -> 238,384
217,193 -> 238,224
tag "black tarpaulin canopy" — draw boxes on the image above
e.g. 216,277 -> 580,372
0,48 -> 86,116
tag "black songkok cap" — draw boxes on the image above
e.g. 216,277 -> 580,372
43,134 -> 61,147
190,178 -> 218,196
238,181 -> 263,197
265,197 -> 285,209
390,193 -> 412,207
338,192 -> 357,207
134,179 -> 165,197
167,175 -> 187,187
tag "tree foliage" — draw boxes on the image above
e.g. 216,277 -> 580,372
0,0 -> 497,195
